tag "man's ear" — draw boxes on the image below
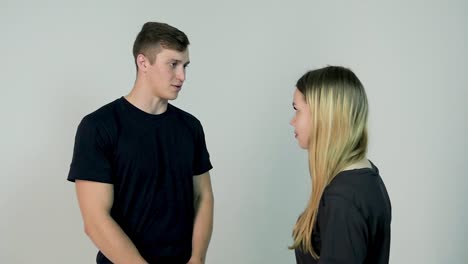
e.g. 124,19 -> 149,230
136,54 -> 148,72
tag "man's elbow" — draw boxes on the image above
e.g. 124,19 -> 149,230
194,191 -> 214,208
202,191 -> 214,207
83,221 -> 95,238
83,215 -> 107,238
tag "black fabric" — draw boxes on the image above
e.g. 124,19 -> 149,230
68,97 -> 212,263
295,162 -> 391,264
96,254 -> 190,264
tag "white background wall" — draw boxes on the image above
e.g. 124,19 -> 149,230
0,0 -> 467,263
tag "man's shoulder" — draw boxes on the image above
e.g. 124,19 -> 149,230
169,104 -> 202,126
81,98 -> 121,128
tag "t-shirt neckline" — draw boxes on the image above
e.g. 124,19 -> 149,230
119,96 -> 173,121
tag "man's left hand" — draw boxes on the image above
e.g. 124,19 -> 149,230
187,256 -> 204,264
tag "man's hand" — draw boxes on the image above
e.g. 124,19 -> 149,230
187,256 -> 204,264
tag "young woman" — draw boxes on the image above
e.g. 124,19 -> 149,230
290,66 -> 391,264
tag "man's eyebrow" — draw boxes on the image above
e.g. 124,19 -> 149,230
171,59 -> 190,66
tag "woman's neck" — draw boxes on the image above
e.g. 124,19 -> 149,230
341,157 -> 372,172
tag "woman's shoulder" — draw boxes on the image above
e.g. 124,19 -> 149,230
323,164 -> 391,218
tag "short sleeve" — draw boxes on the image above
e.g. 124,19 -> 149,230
192,120 -> 212,176
317,195 -> 368,264
67,116 -> 113,183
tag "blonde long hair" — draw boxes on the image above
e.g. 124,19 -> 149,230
290,66 -> 369,258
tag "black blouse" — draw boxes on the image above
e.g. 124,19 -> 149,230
295,163 -> 391,264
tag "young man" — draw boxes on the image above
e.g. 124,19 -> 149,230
67,22 -> 214,264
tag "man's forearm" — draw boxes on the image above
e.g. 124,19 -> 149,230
85,215 -> 147,264
191,193 -> 214,262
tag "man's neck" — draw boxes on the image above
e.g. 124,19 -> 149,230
125,85 -> 168,115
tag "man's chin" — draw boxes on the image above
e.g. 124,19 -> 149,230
160,93 -> 179,101
168,94 -> 179,101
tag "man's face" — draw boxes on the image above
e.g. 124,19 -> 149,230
143,47 -> 190,100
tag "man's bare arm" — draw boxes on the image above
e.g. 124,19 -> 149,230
189,172 -> 214,264
75,180 -> 147,264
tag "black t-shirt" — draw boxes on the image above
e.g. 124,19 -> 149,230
67,97 -> 213,263
295,162 -> 391,264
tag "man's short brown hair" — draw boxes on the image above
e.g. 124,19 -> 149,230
133,22 -> 190,67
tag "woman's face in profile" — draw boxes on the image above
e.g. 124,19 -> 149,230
290,88 -> 311,149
